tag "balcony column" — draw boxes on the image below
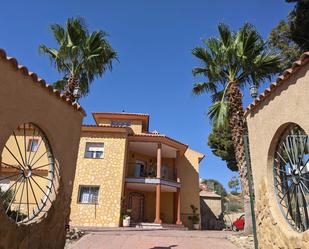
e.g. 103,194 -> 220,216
175,150 -> 182,225
154,143 -> 162,224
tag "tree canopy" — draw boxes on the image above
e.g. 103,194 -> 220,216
208,126 -> 238,172
287,0 -> 309,51
201,178 -> 227,196
39,17 -> 117,98
192,23 -> 281,128
268,0 -> 309,69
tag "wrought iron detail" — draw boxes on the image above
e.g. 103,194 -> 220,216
0,123 -> 59,224
274,125 -> 309,232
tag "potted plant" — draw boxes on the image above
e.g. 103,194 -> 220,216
188,205 -> 200,230
122,209 -> 132,227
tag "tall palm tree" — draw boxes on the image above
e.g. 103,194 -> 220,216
39,17 -> 117,102
192,23 -> 281,233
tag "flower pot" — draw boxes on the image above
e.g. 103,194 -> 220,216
123,217 -> 131,227
193,224 -> 200,230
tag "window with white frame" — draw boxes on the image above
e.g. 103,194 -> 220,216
78,186 -> 99,204
84,142 -> 104,158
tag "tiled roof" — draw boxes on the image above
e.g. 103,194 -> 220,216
82,124 -> 129,128
129,133 -> 188,147
244,51 -> 309,116
92,112 -> 149,116
0,48 -> 86,116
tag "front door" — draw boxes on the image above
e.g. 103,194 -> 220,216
129,192 -> 144,222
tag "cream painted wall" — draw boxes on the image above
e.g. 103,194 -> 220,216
246,63 -> 309,248
178,148 -> 201,228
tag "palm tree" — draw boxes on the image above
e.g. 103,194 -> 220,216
192,23 -> 281,233
39,17 -> 117,102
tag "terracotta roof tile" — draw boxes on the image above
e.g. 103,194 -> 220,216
92,112 -> 149,116
0,48 -> 86,116
130,133 -> 188,148
82,124 -> 128,128
245,51 -> 309,116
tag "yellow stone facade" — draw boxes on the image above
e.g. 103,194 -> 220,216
69,112 -> 204,228
70,131 -> 127,227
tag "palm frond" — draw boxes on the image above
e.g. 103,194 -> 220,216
39,17 -> 117,97
218,23 -> 232,48
208,101 -> 229,128
192,82 -> 217,95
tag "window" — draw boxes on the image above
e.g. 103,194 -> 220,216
111,120 -> 131,127
134,160 -> 146,177
162,165 -> 169,179
27,139 -> 39,152
78,186 -> 99,204
84,142 -> 104,158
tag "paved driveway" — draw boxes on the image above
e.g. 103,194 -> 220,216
68,230 -> 238,249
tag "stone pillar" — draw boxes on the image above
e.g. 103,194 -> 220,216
155,143 -> 162,224
156,143 -> 162,178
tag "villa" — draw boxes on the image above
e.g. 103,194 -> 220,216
69,112 -> 204,228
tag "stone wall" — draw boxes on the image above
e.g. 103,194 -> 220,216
70,132 -> 127,227
256,179 -> 309,248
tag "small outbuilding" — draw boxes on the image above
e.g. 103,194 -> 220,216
245,52 -> 309,248
200,190 -> 222,230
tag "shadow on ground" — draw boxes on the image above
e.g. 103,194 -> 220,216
149,245 -> 178,249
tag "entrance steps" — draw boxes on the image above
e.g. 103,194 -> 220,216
133,223 -> 187,230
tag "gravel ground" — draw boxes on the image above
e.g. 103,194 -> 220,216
228,235 -> 254,249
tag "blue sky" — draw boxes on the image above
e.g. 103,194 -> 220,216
0,0 -> 293,189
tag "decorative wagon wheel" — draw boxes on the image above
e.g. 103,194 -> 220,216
274,125 -> 309,232
0,123 -> 59,224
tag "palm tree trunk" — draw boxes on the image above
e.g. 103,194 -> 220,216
64,74 -> 78,102
227,81 -> 253,234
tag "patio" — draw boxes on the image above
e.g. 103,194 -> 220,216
67,230 -> 239,249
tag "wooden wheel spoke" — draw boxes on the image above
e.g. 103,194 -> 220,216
32,162 -> 53,171
0,172 -> 20,182
27,127 -> 37,165
16,179 -> 26,222
28,177 -> 40,211
5,177 -> 23,214
28,137 -> 44,166
12,131 -> 26,167
23,124 -> 28,168
0,175 -> 22,198
31,151 -> 50,168
4,145 -> 25,170
30,175 -> 52,203
1,123 -> 57,224
1,162 -> 21,171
